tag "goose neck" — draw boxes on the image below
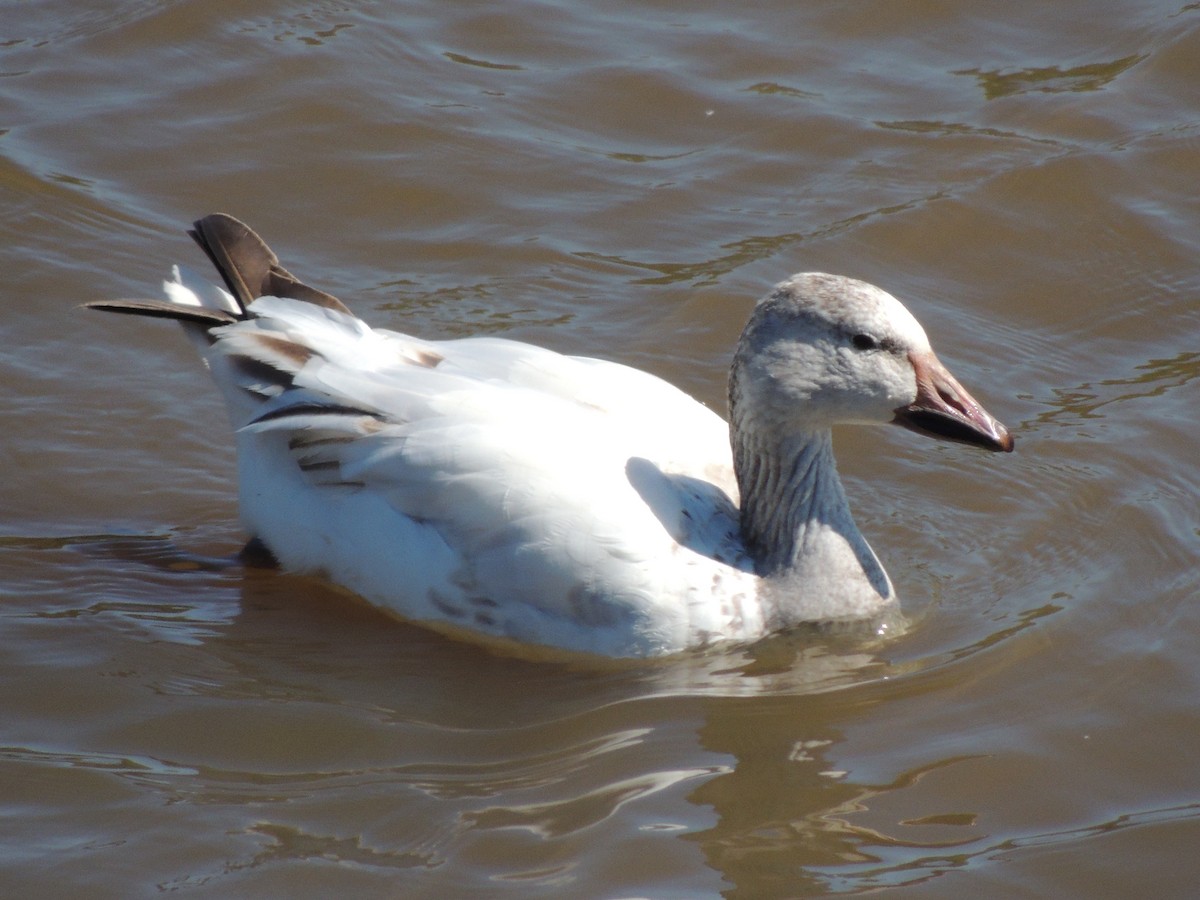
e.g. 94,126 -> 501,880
732,424 -> 895,619
734,427 -> 841,573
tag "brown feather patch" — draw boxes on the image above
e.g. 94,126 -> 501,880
409,349 -> 445,368
251,333 -> 316,368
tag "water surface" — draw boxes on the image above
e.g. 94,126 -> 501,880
2,1 -> 1198,896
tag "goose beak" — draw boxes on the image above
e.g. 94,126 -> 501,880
893,351 -> 1015,452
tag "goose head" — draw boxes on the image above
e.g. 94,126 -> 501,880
729,273 -> 1014,452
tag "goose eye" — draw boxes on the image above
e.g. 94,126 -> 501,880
851,333 -> 879,351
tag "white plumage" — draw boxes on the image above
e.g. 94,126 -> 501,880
90,215 -> 1013,657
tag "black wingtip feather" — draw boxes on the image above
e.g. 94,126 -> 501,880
189,214 -> 355,317
84,299 -> 238,327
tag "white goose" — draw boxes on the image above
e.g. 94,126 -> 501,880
89,214 -> 1013,657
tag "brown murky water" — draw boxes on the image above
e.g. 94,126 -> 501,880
2,1 -> 1199,897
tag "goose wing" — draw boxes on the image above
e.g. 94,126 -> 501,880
214,293 -> 753,654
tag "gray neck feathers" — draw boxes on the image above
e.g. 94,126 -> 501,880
729,368 -> 894,620
734,426 -> 839,573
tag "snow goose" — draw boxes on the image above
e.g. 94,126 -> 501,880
88,214 -> 1013,657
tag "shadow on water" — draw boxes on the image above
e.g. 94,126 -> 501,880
0,530 -> 1074,894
